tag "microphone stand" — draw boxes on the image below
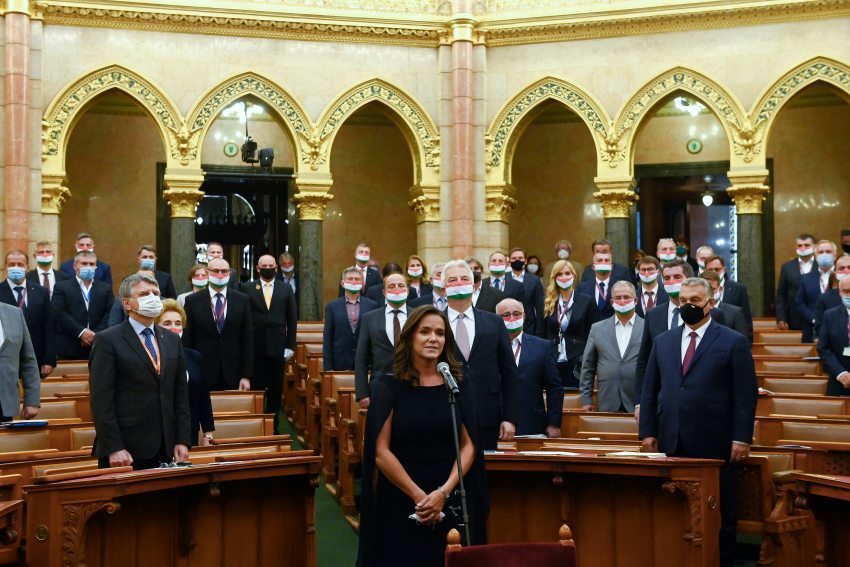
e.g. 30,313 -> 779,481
447,386 -> 472,547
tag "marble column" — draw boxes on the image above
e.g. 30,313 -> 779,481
163,171 -> 204,294
449,3 -> 474,258
593,178 -> 638,267
292,184 -> 333,321
3,2 -> 30,253
727,172 -> 770,317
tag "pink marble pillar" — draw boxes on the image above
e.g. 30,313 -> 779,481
4,11 -> 30,253
450,4 -> 475,258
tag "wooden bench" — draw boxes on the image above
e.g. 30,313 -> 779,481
0,474 -> 23,564
297,322 -> 324,333
752,344 -> 817,357
38,400 -> 82,421
206,414 -> 276,444
40,380 -> 89,398
761,378 -> 828,395
321,375 -> 356,488
560,411 -> 638,440
49,361 -> 89,376
755,359 -> 821,375
757,395 -> 850,418
0,424 -> 93,453
338,390 -> 366,527
210,391 -> 265,415
755,331 -> 804,344
294,344 -> 323,445
756,417 -> 850,448
753,319 -> 779,331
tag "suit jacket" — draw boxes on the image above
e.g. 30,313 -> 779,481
482,276 -> 524,303
719,279 -> 753,336
243,279 -> 298,357
364,285 -> 417,308
776,259 -> 808,329
52,278 -> 114,360
354,307 -> 398,400
452,308 -> 519,445
796,269 -> 827,342
59,259 -> 113,286
576,278 -> 616,322
814,290 -> 841,338
108,297 -> 127,327
184,347 -> 214,444
639,320 -> 758,460
409,292 -> 446,309
472,284 -> 506,313
580,263 -> 631,285
636,285 -> 668,318
182,289 -> 253,389
543,292 -> 595,364
579,315 -> 644,412
506,272 -> 545,336
0,304 -> 40,416
323,296 -> 379,371
338,267 -> 381,296
155,270 -> 177,299
0,280 -> 55,368
89,320 -> 191,460
716,302 -> 752,343
514,333 -> 563,435
817,305 -> 850,396
26,268 -> 70,296
275,271 -> 300,308
406,282 -> 432,300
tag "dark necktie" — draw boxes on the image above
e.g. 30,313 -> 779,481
214,293 -> 225,332
14,286 -> 25,309
392,309 -> 401,345
597,282 -> 607,312
141,328 -> 158,364
645,291 -> 655,311
682,331 -> 698,375
671,306 -> 680,328
42,272 -> 51,295
493,278 -> 501,291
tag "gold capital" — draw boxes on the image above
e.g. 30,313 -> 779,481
41,173 -> 71,214
292,191 -> 333,221
485,184 -> 517,223
449,15 -> 476,43
163,173 -> 205,218
4,0 -> 30,15
727,184 -> 770,215
593,189 -> 638,219
408,185 -> 440,223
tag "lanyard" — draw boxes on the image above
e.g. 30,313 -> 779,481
137,331 -> 161,375
558,295 -> 573,326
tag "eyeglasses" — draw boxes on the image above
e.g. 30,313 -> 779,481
208,268 -> 230,274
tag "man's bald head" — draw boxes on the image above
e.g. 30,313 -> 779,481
495,298 -> 523,316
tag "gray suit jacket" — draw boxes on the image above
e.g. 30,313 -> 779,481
579,314 -> 644,412
0,303 -> 41,415
354,307 -> 397,401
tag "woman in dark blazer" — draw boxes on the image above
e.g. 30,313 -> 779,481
404,254 -> 432,300
543,260 -> 595,389
157,299 -> 215,447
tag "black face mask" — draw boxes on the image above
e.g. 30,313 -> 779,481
510,259 -> 525,272
843,243 -> 850,255
680,301 -> 709,326
259,268 -> 277,280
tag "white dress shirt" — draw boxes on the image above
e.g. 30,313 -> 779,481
641,283 -> 659,311
384,304 -> 408,346
614,314 -> 636,358
680,317 -> 711,363
209,285 -> 229,318
76,277 -> 93,310
667,301 -> 681,330
595,277 -> 611,305
447,305 -> 476,348
37,268 -> 56,297
799,258 -> 813,275
471,287 -> 480,307
820,269 -> 833,293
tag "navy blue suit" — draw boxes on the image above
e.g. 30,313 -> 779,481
52,278 -> 114,360
323,296 -> 378,371
817,305 -> 850,396
505,272 -> 545,336
60,258 -> 112,286
452,308 -> 519,449
184,347 -> 214,445
482,275 -> 523,304
796,269 -> 828,342
338,267 -> 381,296
814,289 -> 840,339
514,333 -> 563,436
776,259 -> 808,329
580,263 -> 631,285
575,278 -> 615,322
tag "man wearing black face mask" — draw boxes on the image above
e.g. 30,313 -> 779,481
639,277 -> 757,567
243,254 -> 297,428
506,247 -> 544,336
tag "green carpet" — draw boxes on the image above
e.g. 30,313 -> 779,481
277,414 -> 359,566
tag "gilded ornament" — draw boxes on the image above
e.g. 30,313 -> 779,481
167,123 -> 203,166
600,128 -> 628,168
163,188 -> 205,218
727,184 -> 769,215
592,189 -> 637,219
41,175 -> 71,215
408,195 -> 439,223
292,191 -> 333,221
485,185 -> 517,222
729,118 -> 762,164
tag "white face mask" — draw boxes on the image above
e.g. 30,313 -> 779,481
526,264 -> 539,274
697,261 -> 706,271
504,317 -> 524,331
36,254 -> 54,265
445,284 -> 474,298
835,272 -> 848,281
281,265 -> 295,273
192,278 -> 208,288
664,283 -> 682,297
658,252 -> 676,262
555,276 -> 574,290
355,253 -> 370,263
713,291 -> 722,302
408,267 -> 423,278
134,294 -> 163,318
489,264 -> 506,275
209,274 -> 230,287
797,247 -> 813,258
639,272 -> 658,284
594,263 -> 612,274
385,291 -> 407,304
612,301 -> 635,314
557,249 -> 570,260
342,282 -> 362,293
432,278 -> 443,290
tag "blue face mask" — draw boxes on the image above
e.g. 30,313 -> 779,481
140,258 -> 156,270
843,296 -> 850,309
7,267 -> 25,283
79,267 -> 96,281
816,253 -> 835,268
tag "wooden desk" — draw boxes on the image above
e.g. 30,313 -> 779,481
485,452 -> 722,567
25,455 -> 321,567
793,473 -> 850,566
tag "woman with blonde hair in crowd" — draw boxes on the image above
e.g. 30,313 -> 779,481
543,260 -> 594,389
405,254 -> 431,300
176,264 -> 209,307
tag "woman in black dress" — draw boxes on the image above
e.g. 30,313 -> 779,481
357,306 -> 484,567
543,260 -> 594,389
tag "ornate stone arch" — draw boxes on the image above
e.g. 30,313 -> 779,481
313,78 -> 440,184
750,56 -> 850,156
42,64 -> 182,172
485,76 -> 612,184
185,71 -> 313,170
612,67 -> 749,169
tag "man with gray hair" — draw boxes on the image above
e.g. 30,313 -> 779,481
579,280 -> 645,412
410,262 -> 447,310
90,273 -> 191,469
639,276 -> 757,567
656,238 -> 677,265
323,267 -> 378,371
52,250 -> 114,360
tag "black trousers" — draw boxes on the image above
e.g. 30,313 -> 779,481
254,354 -> 285,416
97,442 -> 168,471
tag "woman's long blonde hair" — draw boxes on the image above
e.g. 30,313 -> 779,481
544,259 -> 576,317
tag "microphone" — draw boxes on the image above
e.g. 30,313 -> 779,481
436,362 -> 459,394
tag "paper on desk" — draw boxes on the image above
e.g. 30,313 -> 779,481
518,451 -> 582,456
514,434 -> 548,439
605,451 -> 667,458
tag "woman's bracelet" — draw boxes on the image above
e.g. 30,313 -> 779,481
437,486 -> 450,500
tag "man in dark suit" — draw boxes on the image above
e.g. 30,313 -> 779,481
482,251 -> 524,304
182,258 -> 253,390
52,251 -> 114,360
507,247 -> 545,336
704,255 -> 753,338
59,232 -> 112,285
89,273 -> 191,469
816,276 -> 850,396
675,239 -> 700,274
409,263 -> 448,310
797,239 -> 839,342
635,255 -> 667,317
339,243 -> 381,296
471,269 -> 505,313
496,297 -> 562,437
205,242 -> 239,290
640,277 -> 757,567
243,254 -> 298,422
26,241 -> 70,299
365,263 -> 405,307
776,234 -> 816,331
702,270 -> 751,342
444,259 -> 518,449
2,250 -> 55,377
354,273 -> 409,408
576,250 -> 622,323
580,239 -> 631,284
814,255 -> 850,337
137,244 -> 177,299
324,267 -> 379,371
275,252 -> 299,313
